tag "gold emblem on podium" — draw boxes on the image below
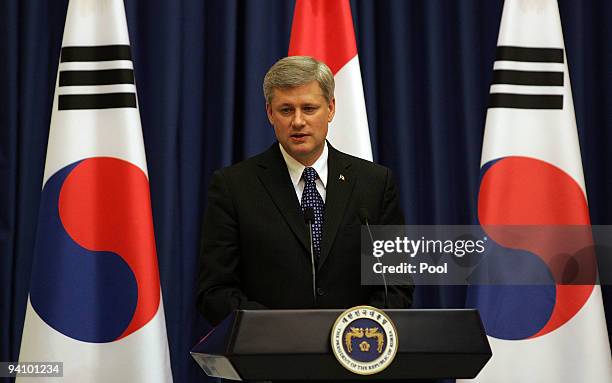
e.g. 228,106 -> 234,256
330,306 -> 398,375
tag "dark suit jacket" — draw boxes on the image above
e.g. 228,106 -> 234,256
197,143 -> 413,325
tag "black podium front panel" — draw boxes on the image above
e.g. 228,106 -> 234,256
191,309 -> 491,380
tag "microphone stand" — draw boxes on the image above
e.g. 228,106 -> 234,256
360,208 -> 389,309
304,208 -> 317,304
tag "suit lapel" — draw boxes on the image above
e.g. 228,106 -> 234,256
319,145 -> 355,269
256,144 -> 310,252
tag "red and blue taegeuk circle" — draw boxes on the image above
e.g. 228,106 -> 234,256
469,156 -> 594,340
30,157 -> 161,343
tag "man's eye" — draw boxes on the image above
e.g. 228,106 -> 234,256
303,106 -> 317,113
280,108 -> 292,114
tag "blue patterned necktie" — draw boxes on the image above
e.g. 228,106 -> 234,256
301,167 -> 325,258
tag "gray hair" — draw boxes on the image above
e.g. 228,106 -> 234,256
263,56 -> 335,104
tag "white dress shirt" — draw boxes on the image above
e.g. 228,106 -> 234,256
279,142 -> 328,203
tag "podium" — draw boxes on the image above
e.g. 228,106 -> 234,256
191,309 -> 491,381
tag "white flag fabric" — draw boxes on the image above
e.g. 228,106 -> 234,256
289,0 -> 373,160
463,0 -> 612,382
18,0 -> 173,382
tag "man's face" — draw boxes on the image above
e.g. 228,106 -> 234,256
266,81 -> 335,166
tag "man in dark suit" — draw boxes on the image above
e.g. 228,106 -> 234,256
198,56 -> 413,326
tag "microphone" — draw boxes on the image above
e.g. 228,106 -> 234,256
303,208 -> 317,304
359,208 -> 389,309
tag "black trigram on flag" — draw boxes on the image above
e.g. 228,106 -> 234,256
58,45 -> 137,110
489,46 -> 564,110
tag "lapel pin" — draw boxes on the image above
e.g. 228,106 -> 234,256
339,174 -> 346,182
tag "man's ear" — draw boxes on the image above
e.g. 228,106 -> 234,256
266,103 -> 274,124
328,97 -> 336,123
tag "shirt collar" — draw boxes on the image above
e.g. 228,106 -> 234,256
279,141 -> 328,188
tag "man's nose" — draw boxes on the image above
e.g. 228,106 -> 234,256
292,109 -> 306,128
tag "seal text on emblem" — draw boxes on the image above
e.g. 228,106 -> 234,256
331,306 -> 398,375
